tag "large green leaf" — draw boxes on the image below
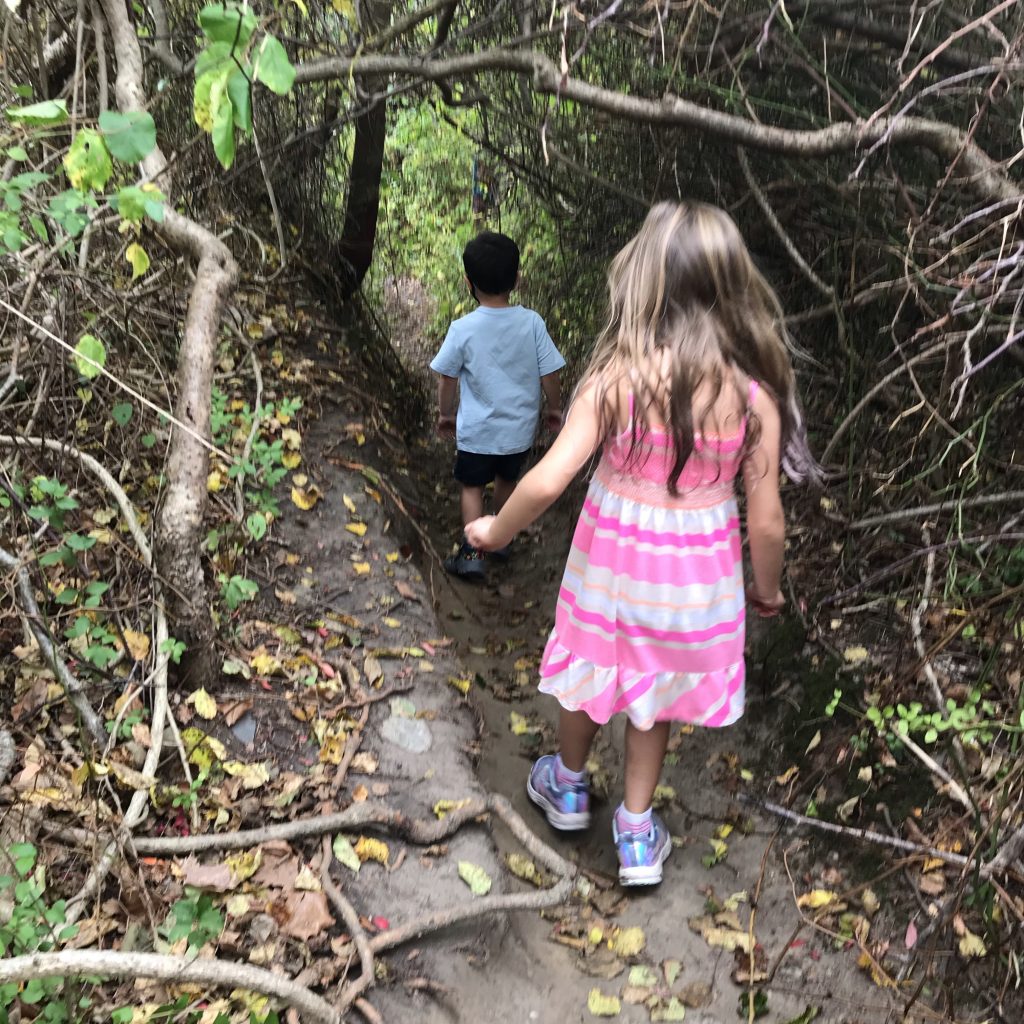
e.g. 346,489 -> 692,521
198,3 -> 257,46
6,99 -> 68,126
227,68 -> 253,135
211,86 -> 236,169
98,110 -> 156,163
73,334 -> 106,379
63,129 -> 113,191
254,36 -> 295,96
195,40 -> 234,79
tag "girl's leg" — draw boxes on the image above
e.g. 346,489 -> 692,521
622,720 -> 670,813
559,708 -> 601,772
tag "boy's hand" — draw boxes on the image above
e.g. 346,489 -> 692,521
545,408 -> 563,433
747,586 -> 785,618
436,414 -> 456,440
465,515 -> 498,551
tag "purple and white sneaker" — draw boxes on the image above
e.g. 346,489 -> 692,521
614,813 -> 672,886
527,755 -> 591,831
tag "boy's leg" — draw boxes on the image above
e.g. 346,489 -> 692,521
460,485 -> 485,526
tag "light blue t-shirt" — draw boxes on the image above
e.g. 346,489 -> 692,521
430,305 -> 565,455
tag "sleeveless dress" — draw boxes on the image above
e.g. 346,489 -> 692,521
538,382 -> 758,730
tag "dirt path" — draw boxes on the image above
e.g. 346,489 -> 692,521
406,436 -> 898,1024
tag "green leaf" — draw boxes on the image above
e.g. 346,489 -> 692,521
98,109 -> 157,163
6,99 -> 68,126
111,401 -> 134,426
73,334 -> 106,379
227,68 -> 253,135
63,129 -> 113,191
246,511 -> 268,541
457,861 -> 492,896
332,835 -> 361,874
254,36 -> 295,96
6,145 -> 27,161
211,87 -> 236,169
199,3 -> 257,46
125,242 -> 150,279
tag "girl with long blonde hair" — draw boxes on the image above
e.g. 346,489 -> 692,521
467,201 -> 817,885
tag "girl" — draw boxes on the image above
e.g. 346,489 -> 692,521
466,201 -> 817,886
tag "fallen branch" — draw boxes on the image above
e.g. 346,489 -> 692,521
745,795 -> 971,869
0,729 -> 15,787
0,545 -> 106,749
0,950 -> 339,1024
849,490 -> 1024,530
321,836 -> 374,1009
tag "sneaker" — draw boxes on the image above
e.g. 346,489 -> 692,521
489,542 -> 512,563
444,539 -> 486,581
527,754 -> 591,831
614,813 -> 672,886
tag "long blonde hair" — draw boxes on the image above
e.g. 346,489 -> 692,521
579,200 -> 818,490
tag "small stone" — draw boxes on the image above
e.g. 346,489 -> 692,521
381,714 -> 432,753
249,913 -> 278,945
230,711 -> 257,746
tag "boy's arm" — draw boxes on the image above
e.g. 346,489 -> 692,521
436,374 -> 457,439
541,371 -> 562,430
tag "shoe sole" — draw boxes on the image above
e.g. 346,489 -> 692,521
618,837 -> 672,886
526,776 -> 591,831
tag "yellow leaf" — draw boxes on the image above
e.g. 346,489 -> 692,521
207,470 -> 224,492
448,675 -> 471,695
222,760 -> 270,789
507,852 -> 542,886
343,494 -> 357,514
293,864 -> 321,891
331,0 -> 354,18
382,617 -> 400,628
385,551 -> 400,563
250,652 -> 282,676
291,485 -> 321,510
861,888 -> 880,917
612,926 -> 646,957
123,628 -> 150,661
797,889 -> 841,910
188,687 -> 218,720
689,915 -> 753,953
346,522 -> 367,537
509,711 -> 531,736
433,797 -> 473,819
805,729 -> 822,754
776,765 -> 799,785
125,242 -> 150,279
586,989 -> 621,1017
333,835 -> 361,873
843,645 -> 869,665
282,451 -> 301,469
281,428 -> 301,450
353,562 -> 371,575
354,836 -> 389,866
226,849 -> 262,885
458,861 -> 492,896
713,823 -> 733,840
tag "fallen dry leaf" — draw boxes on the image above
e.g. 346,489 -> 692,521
277,890 -> 333,941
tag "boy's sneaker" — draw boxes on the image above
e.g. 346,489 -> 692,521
527,754 -> 591,831
489,542 -> 512,563
444,539 -> 486,581
614,813 -> 672,886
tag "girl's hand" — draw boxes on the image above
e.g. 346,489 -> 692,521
747,586 -> 785,617
465,515 -> 498,551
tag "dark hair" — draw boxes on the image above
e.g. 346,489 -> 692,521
463,231 -> 520,296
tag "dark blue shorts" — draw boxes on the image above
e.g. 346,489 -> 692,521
454,449 -> 529,487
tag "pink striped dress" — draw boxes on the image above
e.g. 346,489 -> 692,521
538,382 -> 758,730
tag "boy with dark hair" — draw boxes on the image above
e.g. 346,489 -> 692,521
431,231 -> 565,580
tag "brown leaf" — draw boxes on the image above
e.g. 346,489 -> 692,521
677,981 -> 713,1008
180,856 -> 234,892
278,889 -> 334,941
395,580 -> 418,601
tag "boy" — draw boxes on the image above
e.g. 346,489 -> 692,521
431,231 -> 564,580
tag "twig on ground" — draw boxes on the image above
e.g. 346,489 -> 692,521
331,706 -> 369,797
321,835 -> 375,1009
745,795 -> 971,869
0,546 -> 107,748
353,998 -> 384,1024
0,729 -> 15,786
0,950 -> 339,1024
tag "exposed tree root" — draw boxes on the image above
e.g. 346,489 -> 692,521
0,951 -> 341,1024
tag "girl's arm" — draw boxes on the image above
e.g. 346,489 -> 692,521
466,379 -> 604,550
742,387 -> 786,615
